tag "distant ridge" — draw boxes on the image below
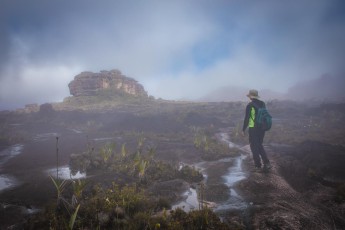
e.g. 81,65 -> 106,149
198,74 -> 345,102
198,86 -> 284,102
287,74 -> 345,102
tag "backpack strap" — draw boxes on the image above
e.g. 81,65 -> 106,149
250,101 -> 265,125
251,101 -> 265,109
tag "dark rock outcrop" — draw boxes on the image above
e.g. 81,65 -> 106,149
68,69 -> 148,97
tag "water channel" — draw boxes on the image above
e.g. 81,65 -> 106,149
172,129 -> 250,214
1,128 -> 250,217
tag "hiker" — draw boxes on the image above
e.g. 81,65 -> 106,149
242,89 -> 271,171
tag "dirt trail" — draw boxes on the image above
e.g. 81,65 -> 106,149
237,146 -> 338,230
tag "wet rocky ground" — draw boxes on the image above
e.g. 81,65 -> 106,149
1,101 -> 345,229
236,142 -> 345,229
0,108 -> 237,228
0,126 -> 246,229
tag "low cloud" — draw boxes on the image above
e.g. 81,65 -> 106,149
1,0 -> 344,109
0,65 -> 81,110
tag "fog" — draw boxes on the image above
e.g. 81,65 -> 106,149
1,0 -> 345,110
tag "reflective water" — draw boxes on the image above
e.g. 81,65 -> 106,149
172,130 -> 249,212
47,166 -> 87,180
215,154 -> 248,211
33,133 -> 59,142
0,175 -> 18,192
0,144 -> 23,165
69,129 -> 82,134
0,144 -> 24,191
172,188 -> 199,211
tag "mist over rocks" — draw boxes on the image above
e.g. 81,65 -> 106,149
68,69 -> 148,98
197,86 -> 285,102
287,74 -> 345,102
198,74 -> 345,103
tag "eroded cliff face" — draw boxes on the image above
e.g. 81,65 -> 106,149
68,69 -> 148,97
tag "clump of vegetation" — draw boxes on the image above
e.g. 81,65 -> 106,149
28,178 -> 230,229
24,135 -> 232,229
167,208 -> 231,230
229,122 -> 247,145
178,165 -> 204,183
70,136 -> 203,185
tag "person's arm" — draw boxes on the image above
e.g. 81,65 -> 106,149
242,103 -> 251,133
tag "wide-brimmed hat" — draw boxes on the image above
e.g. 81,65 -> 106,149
246,89 -> 260,99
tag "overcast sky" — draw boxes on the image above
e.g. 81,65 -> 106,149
1,0 -> 345,110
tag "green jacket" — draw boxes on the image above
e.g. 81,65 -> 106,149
242,99 -> 266,131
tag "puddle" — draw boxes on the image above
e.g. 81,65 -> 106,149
0,145 -> 24,191
93,137 -> 114,141
0,175 -> 18,192
215,154 -> 248,212
172,188 -> 199,212
0,144 -> 24,157
47,166 -> 87,180
173,130 -> 249,213
215,188 -> 247,211
195,154 -> 248,212
171,163 -> 202,211
219,132 -> 242,149
215,131 -> 248,211
223,155 -> 247,187
0,203 -> 41,216
33,133 -> 59,142
0,144 -> 24,165
69,129 -> 82,134
25,206 -> 41,214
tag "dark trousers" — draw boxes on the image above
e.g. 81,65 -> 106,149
249,127 -> 270,168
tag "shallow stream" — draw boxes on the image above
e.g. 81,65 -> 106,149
1,127 -> 250,217
172,129 -> 250,213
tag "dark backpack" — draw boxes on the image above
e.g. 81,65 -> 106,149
252,102 -> 272,131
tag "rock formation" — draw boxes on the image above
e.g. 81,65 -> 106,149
68,69 -> 148,97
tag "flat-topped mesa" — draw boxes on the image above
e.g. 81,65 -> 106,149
68,69 -> 148,97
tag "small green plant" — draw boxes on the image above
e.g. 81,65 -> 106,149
49,176 -> 82,229
192,126 -> 236,160
56,137 -> 59,179
138,159 -> 148,178
50,176 -> 69,204
198,182 -> 205,210
121,143 -> 127,158
69,204 -> 80,230
99,143 -> 115,164
72,179 -> 88,205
